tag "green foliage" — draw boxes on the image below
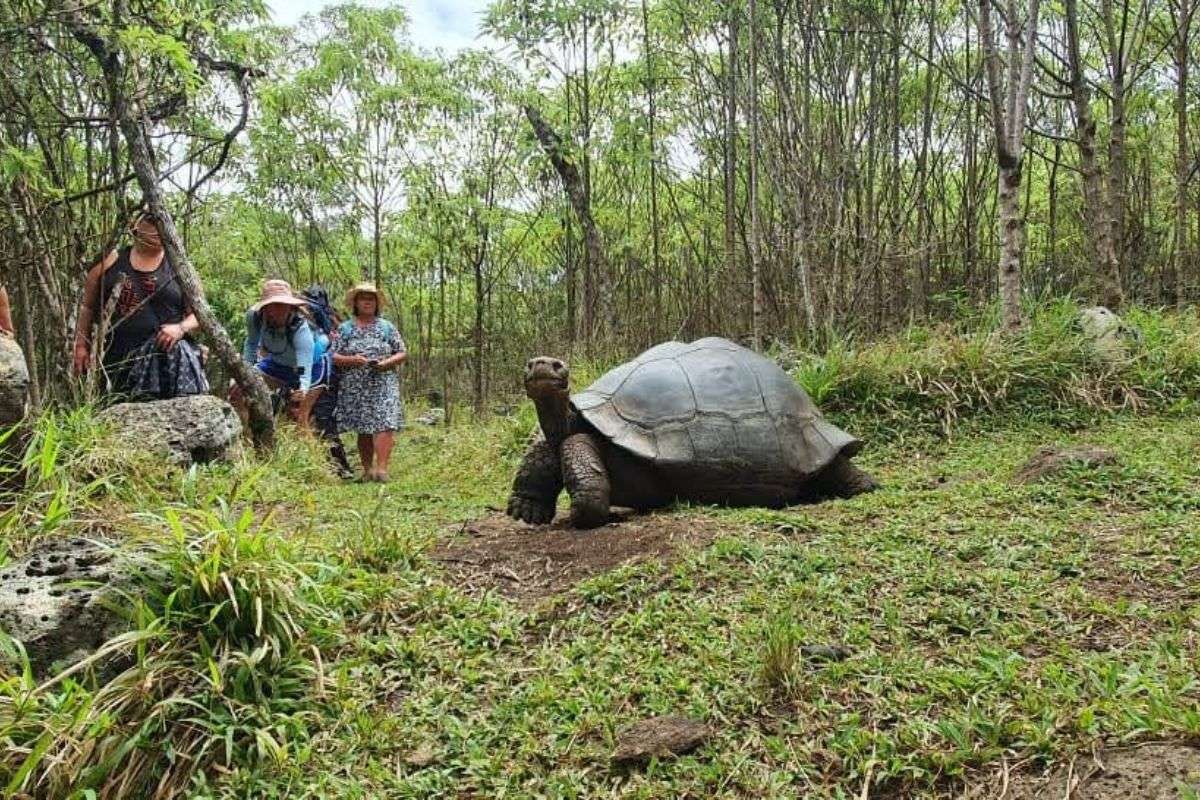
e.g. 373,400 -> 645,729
795,302 -> 1200,443
5,310 -> 1200,796
0,494 -> 343,799
0,407 -> 142,559
758,616 -> 804,698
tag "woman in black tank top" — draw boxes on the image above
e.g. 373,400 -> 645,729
72,210 -> 205,399
99,247 -> 186,369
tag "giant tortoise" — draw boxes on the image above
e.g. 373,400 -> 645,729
507,337 -> 877,529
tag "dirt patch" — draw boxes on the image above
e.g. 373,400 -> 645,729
1015,445 -> 1117,484
985,743 -> 1200,799
432,511 -> 729,602
611,716 -> 710,765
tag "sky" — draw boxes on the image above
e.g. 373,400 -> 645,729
269,0 -> 494,53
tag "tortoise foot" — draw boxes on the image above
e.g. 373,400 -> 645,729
507,495 -> 556,525
569,502 -> 610,530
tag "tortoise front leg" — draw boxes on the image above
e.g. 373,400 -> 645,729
507,434 -> 562,524
561,433 -> 611,529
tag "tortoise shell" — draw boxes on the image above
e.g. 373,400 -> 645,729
571,337 -> 860,478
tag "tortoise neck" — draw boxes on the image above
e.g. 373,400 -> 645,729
533,392 -> 573,446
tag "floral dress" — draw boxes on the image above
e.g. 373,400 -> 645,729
333,317 -> 405,434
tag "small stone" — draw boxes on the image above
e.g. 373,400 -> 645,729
405,744 -> 439,768
799,644 -> 852,662
415,407 -> 445,427
612,716 -> 709,766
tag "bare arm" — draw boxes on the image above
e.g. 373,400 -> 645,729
377,350 -> 407,370
72,251 -> 118,374
155,311 -> 200,350
377,327 -> 407,370
332,352 -> 369,368
0,287 -> 13,336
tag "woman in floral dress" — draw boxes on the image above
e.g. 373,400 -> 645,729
332,283 -> 407,482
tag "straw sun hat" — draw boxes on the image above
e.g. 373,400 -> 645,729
346,282 -> 384,312
250,279 -> 307,312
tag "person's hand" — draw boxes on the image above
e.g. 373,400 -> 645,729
72,341 -> 91,375
346,354 -> 370,369
371,358 -> 390,372
156,323 -> 185,350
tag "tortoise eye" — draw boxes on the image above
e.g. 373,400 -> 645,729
526,359 -> 534,369
552,360 -> 563,371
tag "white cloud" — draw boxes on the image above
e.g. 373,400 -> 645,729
267,0 -> 495,54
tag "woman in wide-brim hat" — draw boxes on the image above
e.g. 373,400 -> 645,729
332,282 -> 407,482
231,278 -> 332,425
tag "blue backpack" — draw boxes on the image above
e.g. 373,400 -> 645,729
300,285 -> 337,335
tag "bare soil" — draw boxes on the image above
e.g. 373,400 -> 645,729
1014,444 -> 1117,483
432,510 -> 730,603
611,715 -> 710,765
975,743 -> 1200,799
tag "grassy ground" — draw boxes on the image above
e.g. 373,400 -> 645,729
3,304 -> 1200,798
218,411 -> 1196,799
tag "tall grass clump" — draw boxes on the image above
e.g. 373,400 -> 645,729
758,616 -> 805,699
0,504 -> 342,799
791,301 -> 1200,441
0,406 -> 151,559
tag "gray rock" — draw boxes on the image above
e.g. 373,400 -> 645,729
800,644 -> 853,662
0,334 -> 29,426
0,538 -> 133,679
612,716 -> 710,765
1078,306 -> 1137,362
416,407 -> 446,427
1015,445 -> 1117,483
97,394 -> 242,467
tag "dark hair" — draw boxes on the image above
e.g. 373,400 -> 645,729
130,206 -> 161,230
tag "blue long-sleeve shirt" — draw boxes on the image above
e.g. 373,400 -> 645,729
242,309 -> 316,390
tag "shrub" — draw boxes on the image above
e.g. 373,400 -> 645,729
0,505 -> 341,799
792,301 -> 1200,441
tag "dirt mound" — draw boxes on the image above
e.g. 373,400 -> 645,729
1014,445 -> 1117,483
432,511 -> 728,602
611,716 -> 710,765
996,743 -> 1200,799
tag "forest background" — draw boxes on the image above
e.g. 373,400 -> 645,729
1,0 -> 1197,415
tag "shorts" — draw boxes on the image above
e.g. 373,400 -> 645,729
256,352 -> 330,391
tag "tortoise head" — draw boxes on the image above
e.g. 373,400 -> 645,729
524,356 -> 569,401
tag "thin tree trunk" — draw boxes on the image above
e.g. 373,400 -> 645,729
1065,0 -> 1123,308
724,4 -> 739,298
66,10 -> 275,448
748,0 -> 761,349
1170,0 -> 1195,306
979,0 -> 1042,330
642,0 -> 663,340
524,104 -> 608,343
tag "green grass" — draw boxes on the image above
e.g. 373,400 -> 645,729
789,298 -> 1200,443
3,303 -> 1200,798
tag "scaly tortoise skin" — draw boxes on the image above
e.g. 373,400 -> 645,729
507,337 -> 877,528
